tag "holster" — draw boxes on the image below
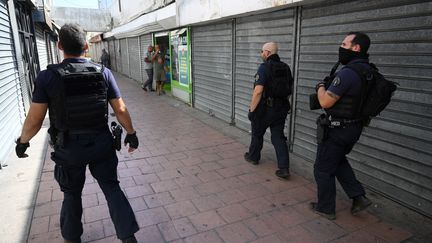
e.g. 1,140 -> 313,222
48,127 -> 64,149
111,122 -> 123,151
316,114 -> 329,144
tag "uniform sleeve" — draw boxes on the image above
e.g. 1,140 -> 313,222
327,68 -> 356,97
254,64 -> 269,86
104,69 -> 122,99
31,71 -> 50,103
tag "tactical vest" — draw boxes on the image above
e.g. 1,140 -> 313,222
47,62 -> 108,133
324,65 -> 366,119
263,60 -> 292,100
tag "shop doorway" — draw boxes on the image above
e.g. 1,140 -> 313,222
154,33 -> 170,92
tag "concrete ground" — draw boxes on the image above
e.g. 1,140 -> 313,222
2,71 -> 431,243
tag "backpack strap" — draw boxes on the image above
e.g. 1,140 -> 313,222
344,62 -> 374,119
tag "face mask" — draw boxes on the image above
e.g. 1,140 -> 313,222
338,46 -> 360,65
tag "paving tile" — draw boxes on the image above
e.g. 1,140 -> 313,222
174,175 -> 202,187
244,215 -> 285,237
173,217 -> 198,238
82,183 -> 102,195
237,172 -> 268,185
189,210 -> 227,232
216,189 -> 248,205
216,222 -> 257,243
146,156 -> 169,165
334,209 -> 379,231
196,171 -> 223,183
125,159 -> 148,168
161,160 -> 185,170
124,184 -> 154,198
81,221 -> 105,242
157,169 -> 183,180
302,217 -> 347,242
158,221 -> 181,242
241,197 -> 277,214
33,200 -> 62,218
128,196 -> 148,212
135,207 -> 170,227
133,173 -> 160,185
84,204 -> 110,223
49,214 -> 60,232
102,218 -> 116,237
237,183 -> 271,200
28,230 -> 63,243
216,166 -> 245,178
192,194 -> 225,212
36,190 -> 52,205
178,165 -> 202,176
260,178 -> 298,193
184,230 -> 223,243
38,180 -> 60,192
219,177 -> 247,190
251,234 -> 285,243
180,157 -> 203,166
135,225 -> 165,243
277,225 -> 321,243
144,192 -> 175,208
195,181 -> 226,196
216,203 -> 254,223
265,190 -> 299,208
90,235 -> 119,243
332,230 -> 388,243
165,200 -> 198,219
165,152 -> 188,161
119,176 -> 137,188
151,179 -> 179,193
118,167 -> 143,177
82,193 -> 99,208
361,221 -> 413,242
270,207 -> 311,228
200,153 -> 222,162
170,186 -> 201,201
197,161 -> 223,172
139,163 -> 165,174
29,216 -> 49,235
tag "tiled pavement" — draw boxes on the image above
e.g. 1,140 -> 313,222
26,72 -> 417,243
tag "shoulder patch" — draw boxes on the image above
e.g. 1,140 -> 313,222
332,76 -> 341,86
255,73 -> 259,82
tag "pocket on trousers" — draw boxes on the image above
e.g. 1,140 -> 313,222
54,164 -> 69,187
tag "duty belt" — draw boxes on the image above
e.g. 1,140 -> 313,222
328,117 -> 364,127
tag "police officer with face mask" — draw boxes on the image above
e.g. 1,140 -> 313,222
15,24 -> 139,243
244,42 -> 293,179
309,32 -> 372,220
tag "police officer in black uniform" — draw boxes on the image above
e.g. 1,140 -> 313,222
244,42 -> 292,179
310,32 -> 372,220
15,24 -> 139,243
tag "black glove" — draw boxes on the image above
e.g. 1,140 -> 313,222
124,131 -> 139,149
248,110 -> 255,121
15,137 -> 30,158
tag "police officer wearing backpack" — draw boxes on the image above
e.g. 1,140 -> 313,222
14,24 -> 139,243
309,32 -> 372,220
244,42 -> 292,179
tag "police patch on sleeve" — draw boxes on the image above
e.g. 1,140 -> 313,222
332,76 -> 341,86
255,73 -> 259,82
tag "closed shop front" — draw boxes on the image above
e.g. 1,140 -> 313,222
120,38 -> 128,76
115,39 -> 121,73
234,8 -> 296,131
139,33 -> 152,86
35,24 -> 48,70
108,40 -> 116,71
192,22 -> 233,122
0,0 -> 25,164
127,37 -> 141,82
293,0 -> 432,217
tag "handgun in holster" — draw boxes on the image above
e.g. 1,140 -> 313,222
316,114 -> 330,144
111,121 -> 123,151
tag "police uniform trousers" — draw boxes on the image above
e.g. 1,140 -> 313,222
314,123 -> 366,214
248,104 -> 290,169
51,131 -> 139,241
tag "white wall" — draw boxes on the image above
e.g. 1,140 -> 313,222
176,0 -> 312,26
110,0 -> 174,26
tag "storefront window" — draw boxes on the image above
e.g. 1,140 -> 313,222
170,28 -> 188,85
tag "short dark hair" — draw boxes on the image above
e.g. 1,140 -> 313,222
59,24 -> 87,56
348,32 -> 370,54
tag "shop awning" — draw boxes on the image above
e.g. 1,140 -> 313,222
105,3 -> 176,39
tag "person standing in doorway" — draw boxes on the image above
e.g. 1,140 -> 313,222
244,42 -> 293,180
142,45 -> 155,91
14,24 -> 139,243
310,32 -> 372,220
152,44 -> 166,95
100,48 -> 110,69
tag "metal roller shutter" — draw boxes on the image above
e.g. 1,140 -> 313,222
139,34 -> 152,84
120,38 -> 128,76
35,25 -> 48,70
108,40 -> 115,71
0,0 -> 24,163
234,8 -> 296,131
128,37 -> 141,82
294,0 -> 432,217
192,21 -> 233,123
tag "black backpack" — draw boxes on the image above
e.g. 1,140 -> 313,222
346,63 -> 398,119
265,61 -> 293,99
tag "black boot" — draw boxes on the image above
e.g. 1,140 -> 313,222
309,202 -> 336,220
244,152 -> 259,165
351,195 -> 372,215
122,235 -> 138,243
275,168 -> 290,179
